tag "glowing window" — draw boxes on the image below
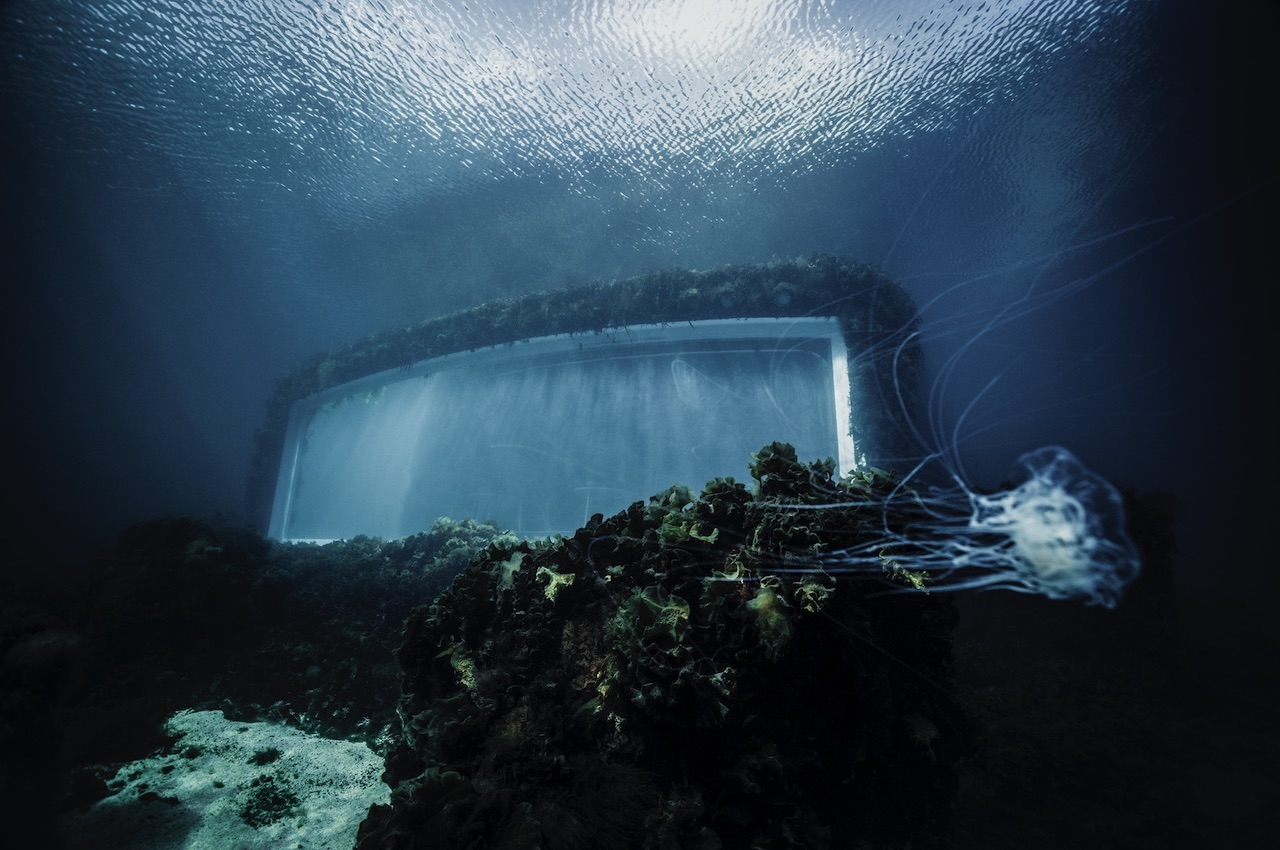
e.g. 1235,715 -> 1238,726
268,318 -> 855,542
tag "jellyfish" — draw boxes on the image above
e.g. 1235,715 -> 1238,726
752,226 -> 1155,608
776,287 -> 1147,606
799,444 -> 1141,608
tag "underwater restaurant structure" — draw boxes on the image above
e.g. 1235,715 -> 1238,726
248,255 -> 919,543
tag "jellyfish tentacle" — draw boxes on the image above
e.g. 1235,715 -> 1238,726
769,445 -> 1140,607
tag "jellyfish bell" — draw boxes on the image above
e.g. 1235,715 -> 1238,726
955,445 -> 1141,608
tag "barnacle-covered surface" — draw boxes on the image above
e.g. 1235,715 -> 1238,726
245,255 -> 922,530
357,443 -> 965,850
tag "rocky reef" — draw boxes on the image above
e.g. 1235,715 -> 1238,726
2,441 -> 1192,849
357,443 -> 966,850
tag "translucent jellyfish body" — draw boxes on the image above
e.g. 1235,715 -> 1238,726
819,445 -> 1141,607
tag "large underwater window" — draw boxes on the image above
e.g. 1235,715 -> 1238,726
269,318 -> 855,542
248,257 -> 920,542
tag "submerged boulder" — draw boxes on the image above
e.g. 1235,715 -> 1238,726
358,444 -> 967,850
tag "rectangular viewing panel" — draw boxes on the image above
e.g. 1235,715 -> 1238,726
268,318 -> 856,542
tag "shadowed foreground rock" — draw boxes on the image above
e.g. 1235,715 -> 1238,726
357,443 -> 967,850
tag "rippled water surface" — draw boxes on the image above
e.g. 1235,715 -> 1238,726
7,1 -> 1146,221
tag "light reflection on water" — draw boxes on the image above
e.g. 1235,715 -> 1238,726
1,0 -> 1147,224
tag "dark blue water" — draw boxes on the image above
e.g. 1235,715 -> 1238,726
2,0 -> 1273,616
